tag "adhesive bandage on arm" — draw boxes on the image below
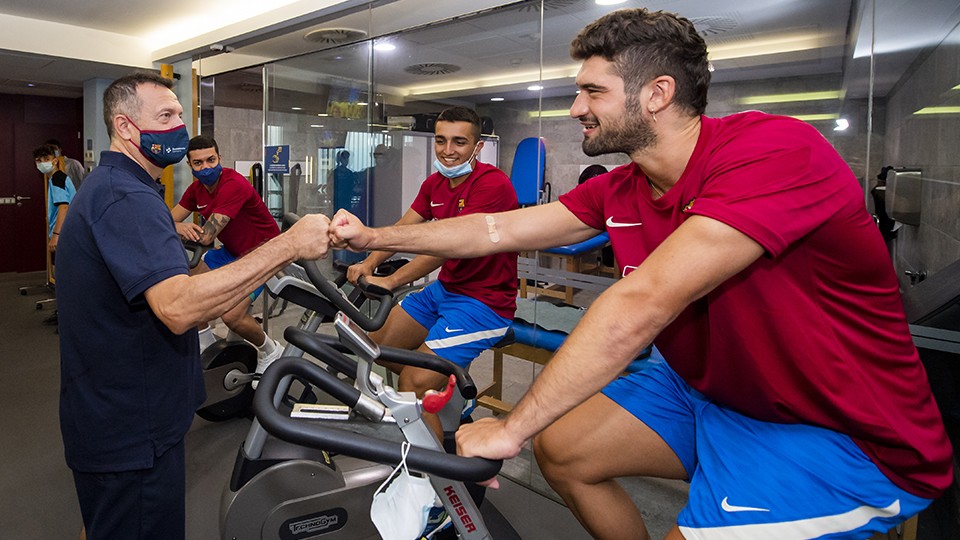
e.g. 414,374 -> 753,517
485,215 -> 500,243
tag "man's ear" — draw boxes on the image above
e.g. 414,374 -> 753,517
648,75 -> 676,114
113,114 -> 135,140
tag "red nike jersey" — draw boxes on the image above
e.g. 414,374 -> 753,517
559,111 -> 952,499
410,161 -> 518,318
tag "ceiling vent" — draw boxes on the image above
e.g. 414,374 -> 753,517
516,0 -> 581,12
303,28 -> 368,45
404,63 -> 462,76
690,16 -> 738,37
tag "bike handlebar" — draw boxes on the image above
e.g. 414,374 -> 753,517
254,357 -> 502,482
182,240 -> 209,269
284,328 -> 479,399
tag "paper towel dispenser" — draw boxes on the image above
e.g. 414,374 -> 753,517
884,168 -> 922,226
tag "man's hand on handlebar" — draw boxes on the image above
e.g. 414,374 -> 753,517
175,221 -> 204,243
456,417 -> 528,488
362,274 -> 395,292
346,260 -> 375,285
329,209 -> 374,252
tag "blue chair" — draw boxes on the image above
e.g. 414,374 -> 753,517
510,137 -> 548,206
513,161 -> 615,302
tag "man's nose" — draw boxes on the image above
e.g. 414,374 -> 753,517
570,93 -> 588,118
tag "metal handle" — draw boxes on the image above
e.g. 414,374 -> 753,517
16,195 -> 31,201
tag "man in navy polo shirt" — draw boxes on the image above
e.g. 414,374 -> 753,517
56,71 -> 330,540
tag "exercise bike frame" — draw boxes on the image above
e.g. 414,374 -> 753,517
223,255 -> 499,540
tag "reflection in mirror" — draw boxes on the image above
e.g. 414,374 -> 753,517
367,1 -> 546,491
854,0 -> 960,285
200,66 -> 266,191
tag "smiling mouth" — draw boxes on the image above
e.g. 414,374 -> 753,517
580,116 -> 599,133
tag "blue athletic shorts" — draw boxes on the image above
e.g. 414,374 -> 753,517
203,247 -> 264,301
399,281 -> 512,368
602,362 -> 932,538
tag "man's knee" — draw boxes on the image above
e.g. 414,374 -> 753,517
397,366 -> 448,396
534,423 -> 572,471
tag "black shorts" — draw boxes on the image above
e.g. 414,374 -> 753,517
72,439 -> 186,540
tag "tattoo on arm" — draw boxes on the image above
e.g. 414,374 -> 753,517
200,214 -> 230,244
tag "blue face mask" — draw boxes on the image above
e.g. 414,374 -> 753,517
127,117 -> 189,168
433,142 -> 481,179
193,163 -> 223,186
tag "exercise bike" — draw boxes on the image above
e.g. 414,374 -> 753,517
182,240 -> 260,421
220,257 -> 509,539
183,238 -> 410,422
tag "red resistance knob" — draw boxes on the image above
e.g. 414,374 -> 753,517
422,374 -> 457,414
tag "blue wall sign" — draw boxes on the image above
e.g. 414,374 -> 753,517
265,145 -> 290,174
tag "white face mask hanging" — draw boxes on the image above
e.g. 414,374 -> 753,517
370,442 -> 437,540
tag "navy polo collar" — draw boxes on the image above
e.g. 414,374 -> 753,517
97,151 -> 165,195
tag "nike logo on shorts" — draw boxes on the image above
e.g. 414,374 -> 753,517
606,216 -> 642,228
445,326 -> 463,333
721,497 -> 770,513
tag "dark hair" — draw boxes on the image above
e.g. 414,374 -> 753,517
571,8 -> 710,116
33,144 -> 58,160
436,106 -> 482,141
45,138 -> 62,149
188,135 -> 220,155
102,72 -> 175,139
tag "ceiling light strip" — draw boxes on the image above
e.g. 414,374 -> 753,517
789,113 -> 840,122
405,65 -> 580,96
739,90 -> 843,105
913,106 -> 960,115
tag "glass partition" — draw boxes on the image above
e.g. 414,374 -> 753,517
867,0 -> 960,282
367,0 -> 549,492
264,39 -> 377,268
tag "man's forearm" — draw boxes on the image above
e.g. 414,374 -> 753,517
53,205 -> 68,234
381,255 -> 444,289
361,249 -> 395,272
502,281 -> 669,444
370,213 -> 499,258
149,235 -> 298,334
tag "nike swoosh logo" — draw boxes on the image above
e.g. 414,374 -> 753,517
430,202 -> 443,207
445,326 -> 463,333
606,216 -> 642,228
721,497 -> 770,513
197,204 -> 208,209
